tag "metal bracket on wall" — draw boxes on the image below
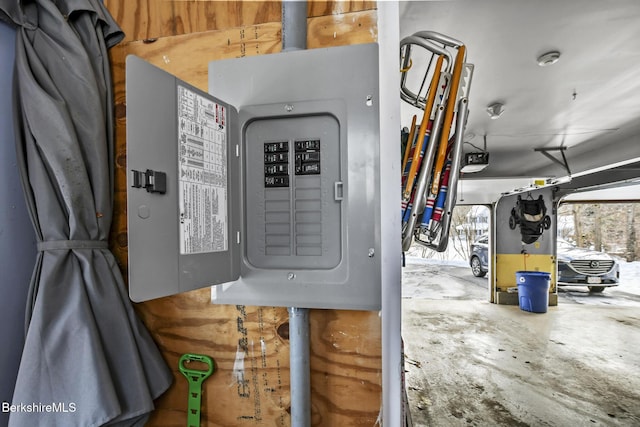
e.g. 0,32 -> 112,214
534,147 -> 571,176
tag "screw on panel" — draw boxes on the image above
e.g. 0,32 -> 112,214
285,104 -> 294,112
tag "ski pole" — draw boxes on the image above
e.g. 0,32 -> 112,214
401,115 -> 417,182
402,54 -> 445,204
429,45 -> 466,196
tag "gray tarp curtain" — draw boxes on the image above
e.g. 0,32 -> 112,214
0,0 -> 172,426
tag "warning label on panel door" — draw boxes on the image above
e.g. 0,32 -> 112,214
177,85 -> 228,254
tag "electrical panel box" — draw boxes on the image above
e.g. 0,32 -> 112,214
126,43 -> 382,310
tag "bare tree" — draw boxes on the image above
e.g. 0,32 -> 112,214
627,204 -> 637,262
593,204 -> 602,251
572,204 -> 583,246
450,205 -> 473,260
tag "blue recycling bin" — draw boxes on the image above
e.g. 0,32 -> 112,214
516,271 -> 550,313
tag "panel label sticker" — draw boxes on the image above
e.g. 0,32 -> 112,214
178,85 -> 228,254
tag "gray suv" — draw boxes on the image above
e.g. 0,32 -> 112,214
469,235 -> 619,292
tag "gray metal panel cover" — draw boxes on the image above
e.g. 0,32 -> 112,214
126,56 -> 240,301
209,43 -> 382,310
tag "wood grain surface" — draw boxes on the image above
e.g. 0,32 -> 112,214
106,2 -> 381,426
104,0 -> 376,42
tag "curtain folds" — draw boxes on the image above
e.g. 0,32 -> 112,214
1,1 -> 173,425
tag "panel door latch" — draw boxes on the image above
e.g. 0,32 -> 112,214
131,169 -> 167,194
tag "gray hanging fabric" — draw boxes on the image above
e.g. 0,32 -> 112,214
1,0 -> 173,425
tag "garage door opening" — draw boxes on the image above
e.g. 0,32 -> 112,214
558,202 -> 639,261
557,201 -> 640,297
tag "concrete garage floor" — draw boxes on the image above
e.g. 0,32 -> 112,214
401,258 -> 640,426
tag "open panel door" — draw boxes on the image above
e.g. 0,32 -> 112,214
126,56 -> 240,302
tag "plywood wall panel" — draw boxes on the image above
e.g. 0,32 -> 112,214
139,295 -> 292,426
307,11 -> 378,48
103,0 -> 375,42
309,310 -> 382,427
309,1 -> 375,17
120,22 -> 282,90
106,2 -> 381,426
103,0 -> 282,42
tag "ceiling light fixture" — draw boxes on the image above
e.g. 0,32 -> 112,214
537,50 -> 561,67
486,102 -> 505,119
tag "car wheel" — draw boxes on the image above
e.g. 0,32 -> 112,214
588,286 -> 605,293
471,256 -> 486,278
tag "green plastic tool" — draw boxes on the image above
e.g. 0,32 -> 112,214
179,353 -> 215,427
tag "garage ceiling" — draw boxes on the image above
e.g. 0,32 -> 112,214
399,0 -> 640,201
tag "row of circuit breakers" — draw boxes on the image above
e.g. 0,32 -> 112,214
126,44 -> 386,310
264,139 -> 321,188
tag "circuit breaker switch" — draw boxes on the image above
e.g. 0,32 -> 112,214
294,139 -> 321,176
264,141 -> 290,188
